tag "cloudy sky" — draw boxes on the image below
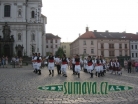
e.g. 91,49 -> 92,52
41,0 -> 138,42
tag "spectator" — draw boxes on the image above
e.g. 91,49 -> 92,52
5,56 -> 8,68
2,55 -> 5,68
127,60 -> 131,73
135,61 -> 138,72
19,57 -> 23,68
131,60 -> 135,72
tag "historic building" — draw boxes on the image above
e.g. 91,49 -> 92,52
46,33 -> 61,55
70,27 -> 97,57
0,0 -> 47,57
70,27 -> 138,60
60,42 -> 71,57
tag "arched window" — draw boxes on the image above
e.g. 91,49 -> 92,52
32,34 -> 35,41
18,33 -> 21,40
31,11 -> 35,18
4,5 -> 11,17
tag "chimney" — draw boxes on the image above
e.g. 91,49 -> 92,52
105,30 -> 109,32
123,31 -> 126,33
86,27 -> 89,32
79,33 -> 80,37
136,32 -> 138,35
94,30 -> 97,32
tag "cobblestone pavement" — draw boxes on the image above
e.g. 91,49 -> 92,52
0,65 -> 138,104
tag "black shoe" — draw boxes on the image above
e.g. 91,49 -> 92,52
78,73 -> 80,78
64,75 -> 67,77
90,73 -> 93,78
35,70 -> 38,74
49,70 -> 51,75
38,70 -> 41,75
95,72 -> 97,76
33,70 -> 36,73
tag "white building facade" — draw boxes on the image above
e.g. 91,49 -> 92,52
130,40 -> 138,61
0,0 -> 47,57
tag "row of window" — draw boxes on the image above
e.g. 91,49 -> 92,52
131,53 -> 138,58
46,45 -> 58,48
46,40 -> 58,43
4,5 -> 35,18
83,41 -> 93,45
131,45 -> 137,50
101,44 -> 128,48
83,49 -> 128,56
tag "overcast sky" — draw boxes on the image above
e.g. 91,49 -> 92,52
42,0 -> 138,42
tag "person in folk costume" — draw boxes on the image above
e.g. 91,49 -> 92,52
46,53 -> 56,76
117,60 -> 122,75
61,54 -> 69,77
109,59 -> 113,74
95,59 -> 101,77
72,55 -> 76,75
83,58 -> 87,72
112,59 -> 117,74
32,53 -> 38,73
87,56 -> 94,78
55,55 -> 61,75
74,54 -> 83,78
37,53 -> 42,75
95,56 -> 100,76
99,56 -> 106,76
115,59 -> 119,75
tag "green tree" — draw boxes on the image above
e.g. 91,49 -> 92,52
55,47 -> 65,57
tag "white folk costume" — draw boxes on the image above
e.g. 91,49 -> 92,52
99,59 -> 106,76
74,58 -> 83,78
87,59 -> 94,78
37,55 -> 42,75
33,55 -> 38,73
46,55 -> 55,76
61,57 -> 69,77
95,59 -> 101,77
109,61 -> 113,74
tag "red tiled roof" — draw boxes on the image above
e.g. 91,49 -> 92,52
78,31 -> 96,39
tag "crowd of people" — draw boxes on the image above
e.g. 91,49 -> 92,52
0,55 -> 23,68
32,52 -> 125,78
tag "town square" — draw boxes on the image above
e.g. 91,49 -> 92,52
0,0 -> 138,104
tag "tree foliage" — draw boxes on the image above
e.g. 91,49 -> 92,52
55,47 -> 65,57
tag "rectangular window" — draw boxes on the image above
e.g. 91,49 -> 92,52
136,53 -> 137,57
83,49 -> 86,54
119,44 -> 122,48
101,44 -> 104,48
109,44 -> 114,48
109,51 -> 114,56
64,46 -> 66,48
132,45 -> 133,49
55,45 -> 57,48
125,44 -> 127,48
119,50 -> 122,56
91,41 -> 93,45
46,45 -> 48,48
101,51 -> 104,56
91,49 -> 94,54
125,50 -> 128,56
51,40 -> 53,43
46,40 -> 48,43
51,45 -> 53,48
64,50 -> 66,53
135,45 -> 137,49
55,40 -> 57,43
132,53 -> 134,57
4,5 -> 11,17
83,41 -> 86,45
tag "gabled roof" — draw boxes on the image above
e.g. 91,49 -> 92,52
46,33 -> 61,39
78,31 -> 96,39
